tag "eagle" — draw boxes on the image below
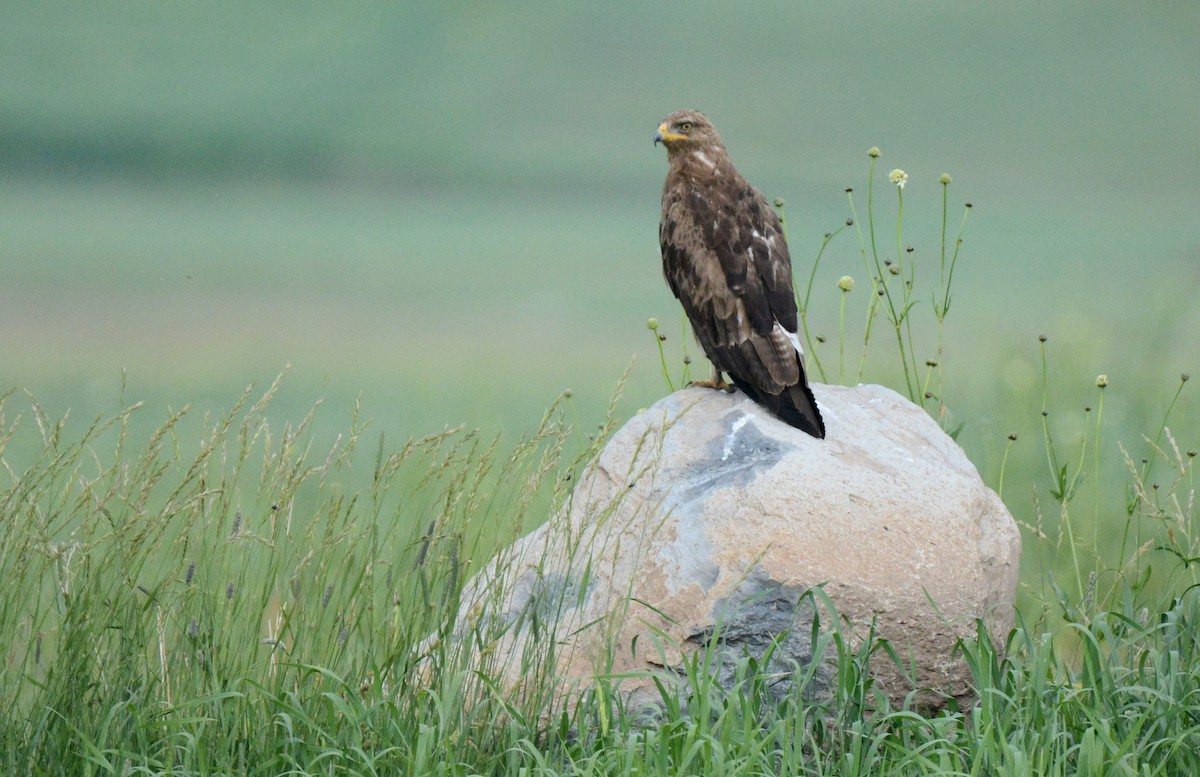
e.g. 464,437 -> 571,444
655,110 -> 825,439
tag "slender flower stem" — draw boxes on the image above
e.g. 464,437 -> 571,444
838,292 -> 848,382
647,319 -> 674,392
997,435 -> 1016,500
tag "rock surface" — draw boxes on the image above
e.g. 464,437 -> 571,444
451,384 -> 1021,712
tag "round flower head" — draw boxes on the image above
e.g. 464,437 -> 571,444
1096,374 -> 1109,388
868,147 -> 881,158
939,173 -> 952,185
889,169 -> 908,189
837,275 -> 855,292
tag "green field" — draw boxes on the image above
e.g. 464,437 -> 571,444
4,2 -> 1200,773
5,3 -> 1197,452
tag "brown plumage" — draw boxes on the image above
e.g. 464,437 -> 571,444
655,110 -> 825,438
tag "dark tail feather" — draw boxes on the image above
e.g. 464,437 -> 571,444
729,376 -> 826,439
783,381 -> 826,439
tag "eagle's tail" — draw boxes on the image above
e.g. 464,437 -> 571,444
730,376 -> 826,440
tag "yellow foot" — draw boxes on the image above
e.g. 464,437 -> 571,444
689,378 -> 734,392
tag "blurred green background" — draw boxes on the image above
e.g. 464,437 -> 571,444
3,2 -> 1198,480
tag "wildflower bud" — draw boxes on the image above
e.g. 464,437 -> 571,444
888,265 -> 900,275
1038,334 -> 1047,342
1187,449 -> 1196,458
844,187 -> 854,193
1084,406 -> 1091,413
1008,433 -> 1018,441
815,335 -> 826,343
965,202 -> 973,208
1096,374 -> 1108,388
845,217 -> 854,226
868,147 -> 881,158
563,388 -> 573,398
824,232 -> 832,239
837,275 -> 855,292
646,318 -> 660,331
658,333 -> 666,341
924,391 -> 933,399
905,246 -> 914,253
925,359 -> 938,367
888,169 -> 908,189
1182,374 -> 1190,383
1041,410 -> 1049,417
877,288 -> 885,296
774,198 -> 784,208
939,173 -> 952,185
683,355 -> 692,364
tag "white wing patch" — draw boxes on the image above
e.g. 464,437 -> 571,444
776,323 -> 804,356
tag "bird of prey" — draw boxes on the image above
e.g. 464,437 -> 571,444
655,110 -> 825,439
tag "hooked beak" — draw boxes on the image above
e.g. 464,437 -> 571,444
654,121 -> 684,146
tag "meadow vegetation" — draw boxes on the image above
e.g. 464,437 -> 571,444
3,157 -> 1198,775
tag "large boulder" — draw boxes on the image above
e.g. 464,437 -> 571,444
451,384 -> 1020,713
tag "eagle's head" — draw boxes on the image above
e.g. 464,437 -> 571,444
654,110 -> 724,155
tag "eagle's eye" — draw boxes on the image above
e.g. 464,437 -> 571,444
679,121 -> 693,132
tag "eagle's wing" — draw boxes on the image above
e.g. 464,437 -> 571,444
660,177 -> 825,437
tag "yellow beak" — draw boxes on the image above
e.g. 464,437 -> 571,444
654,122 -> 685,145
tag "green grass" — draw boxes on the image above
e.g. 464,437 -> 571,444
0,377 -> 600,775
2,372 -> 1197,775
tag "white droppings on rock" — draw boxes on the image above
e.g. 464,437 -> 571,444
722,415 -> 749,461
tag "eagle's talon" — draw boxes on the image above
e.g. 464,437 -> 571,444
688,378 -> 734,393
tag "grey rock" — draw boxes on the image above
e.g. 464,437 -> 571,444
449,384 -> 1021,713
